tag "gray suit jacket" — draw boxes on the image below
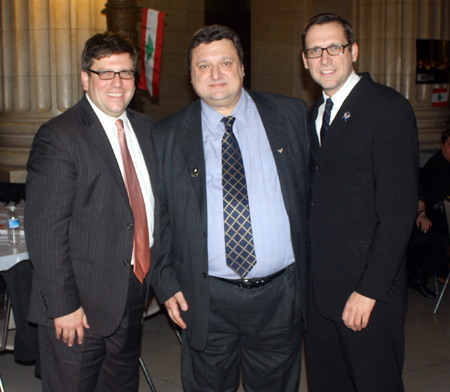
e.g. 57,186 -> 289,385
25,95 -> 160,337
152,89 -> 310,350
309,73 -> 419,322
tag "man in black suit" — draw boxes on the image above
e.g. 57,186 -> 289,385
25,33 -> 160,391
152,25 -> 309,391
302,13 -> 418,392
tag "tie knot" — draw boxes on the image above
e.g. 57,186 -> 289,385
116,119 -> 124,132
221,116 -> 236,133
325,98 -> 333,110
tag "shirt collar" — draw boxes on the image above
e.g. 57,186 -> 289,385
322,70 -> 361,108
85,93 -> 128,131
200,89 -> 248,131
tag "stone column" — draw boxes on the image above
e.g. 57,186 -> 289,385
0,0 -> 106,181
102,0 -> 140,44
353,0 -> 450,150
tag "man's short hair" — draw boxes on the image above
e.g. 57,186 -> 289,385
186,25 -> 244,72
302,13 -> 355,51
441,128 -> 450,144
81,32 -> 138,71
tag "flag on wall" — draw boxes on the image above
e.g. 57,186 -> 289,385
431,87 -> 449,107
138,8 -> 166,97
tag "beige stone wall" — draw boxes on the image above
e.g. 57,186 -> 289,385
251,0 -> 352,105
136,0 -> 204,121
0,0 -> 107,172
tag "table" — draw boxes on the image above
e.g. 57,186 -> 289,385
0,235 -> 28,272
0,202 -> 28,272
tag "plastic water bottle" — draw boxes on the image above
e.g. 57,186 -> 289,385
7,206 -> 20,245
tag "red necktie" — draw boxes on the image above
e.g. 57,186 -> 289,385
116,119 -> 150,283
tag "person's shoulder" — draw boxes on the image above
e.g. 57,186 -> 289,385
361,73 -> 410,105
127,107 -> 155,127
247,89 -> 307,114
154,99 -> 201,131
37,97 -> 89,136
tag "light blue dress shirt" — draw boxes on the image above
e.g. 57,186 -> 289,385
202,91 -> 295,279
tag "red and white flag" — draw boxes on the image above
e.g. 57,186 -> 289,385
138,8 -> 165,97
431,87 -> 448,107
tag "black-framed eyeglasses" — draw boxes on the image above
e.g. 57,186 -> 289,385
86,69 -> 136,80
304,43 -> 352,59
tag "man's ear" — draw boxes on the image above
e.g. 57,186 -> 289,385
302,52 -> 309,70
81,71 -> 89,92
351,42 -> 359,63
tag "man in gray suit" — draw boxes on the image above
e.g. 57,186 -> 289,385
25,33 -> 160,391
152,25 -> 309,391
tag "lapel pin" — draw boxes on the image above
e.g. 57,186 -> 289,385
277,148 -> 284,154
191,167 -> 199,177
342,112 -> 351,122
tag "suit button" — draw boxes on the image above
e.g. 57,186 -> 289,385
202,273 -> 207,278
203,231 -> 206,238
127,223 -> 134,229
123,260 -> 131,267
311,202 -> 317,207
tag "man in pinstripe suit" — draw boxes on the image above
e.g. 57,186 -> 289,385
25,33 -> 160,392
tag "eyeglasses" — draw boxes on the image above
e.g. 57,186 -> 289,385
304,43 -> 352,59
86,69 -> 136,80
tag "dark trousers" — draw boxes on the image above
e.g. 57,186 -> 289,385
181,264 -> 303,392
407,226 -> 449,278
38,273 -> 146,392
305,296 -> 405,392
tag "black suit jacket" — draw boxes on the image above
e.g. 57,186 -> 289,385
25,95 -> 160,337
152,90 -> 310,350
309,73 -> 419,322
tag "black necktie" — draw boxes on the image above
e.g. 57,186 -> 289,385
320,98 -> 333,143
221,116 -> 257,278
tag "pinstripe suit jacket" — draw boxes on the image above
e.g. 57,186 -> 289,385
151,89 -> 310,351
25,95 -> 160,337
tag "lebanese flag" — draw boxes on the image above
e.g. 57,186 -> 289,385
138,8 -> 165,97
431,87 -> 448,107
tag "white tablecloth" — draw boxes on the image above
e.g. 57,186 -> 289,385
0,201 -> 28,272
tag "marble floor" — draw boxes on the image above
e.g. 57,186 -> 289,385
0,281 -> 449,392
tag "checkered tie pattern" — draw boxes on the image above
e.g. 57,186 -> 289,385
116,119 -> 150,283
221,116 -> 257,278
320,98 -> 334,142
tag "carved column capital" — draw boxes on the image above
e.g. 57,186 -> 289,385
102,0 -> 140,45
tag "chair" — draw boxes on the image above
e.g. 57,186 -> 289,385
0,293 -> 15,392
139,297 -> 182,391
433,198 -> 450,313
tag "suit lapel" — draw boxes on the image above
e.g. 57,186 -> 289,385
309,99 -> 322,159
78,96 -> 130,207
176,101 -> 208,226
320,74 -> 372,151
248,90 -> 294,216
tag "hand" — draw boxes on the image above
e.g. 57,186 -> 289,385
54,306 -> 90,347
341,292 -> 376,332
165,291 -> 188,330
416,213 -> 432,232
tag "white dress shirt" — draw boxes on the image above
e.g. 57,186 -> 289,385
86,94 -> 155,263
315,71 -> 361,145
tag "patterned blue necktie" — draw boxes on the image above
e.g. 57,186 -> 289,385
320,98 -> 333,143
221,116 -> 257,278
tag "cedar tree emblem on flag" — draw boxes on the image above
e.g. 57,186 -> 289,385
138,8 -> 165,97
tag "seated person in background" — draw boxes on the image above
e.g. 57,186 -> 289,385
407,199 -> 448,298
408,128 -> 450,297
420,128 -> 450,236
